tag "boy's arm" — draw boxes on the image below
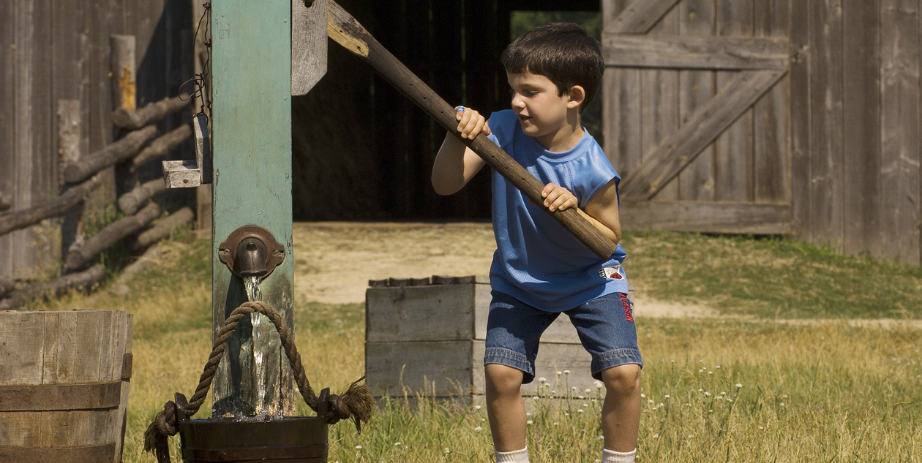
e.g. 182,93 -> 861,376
431,107 -> 490,196
543,179 -> 622,245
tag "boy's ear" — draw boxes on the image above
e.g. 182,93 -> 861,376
566,85 -> 586,110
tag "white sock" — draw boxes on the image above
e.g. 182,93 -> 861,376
495,447 -> 529,463
602,447 -> 636,463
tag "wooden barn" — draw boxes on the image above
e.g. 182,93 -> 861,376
299,0 -> 922,265
2,0 -> 921,286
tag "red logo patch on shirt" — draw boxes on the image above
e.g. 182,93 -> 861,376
598,265 -> 623,280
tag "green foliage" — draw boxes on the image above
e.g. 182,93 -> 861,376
510,11 -> 602,40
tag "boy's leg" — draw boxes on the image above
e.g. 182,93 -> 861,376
485,363 -> 528,451
600,363 -> 642,452
565,293 -> 643,457
483,291 -> 558,459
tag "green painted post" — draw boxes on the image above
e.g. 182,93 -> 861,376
210,0 -> 295,417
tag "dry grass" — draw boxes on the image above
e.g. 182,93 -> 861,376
17,228 -> 922,462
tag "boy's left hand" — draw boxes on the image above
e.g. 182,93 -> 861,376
542,183 -> 578,212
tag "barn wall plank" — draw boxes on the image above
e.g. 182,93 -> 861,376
0,0 -> 15,280
677,0 -> 716,202
808,0 -> 844,247
622,70 -> 785,200
603,0 -> 681,35
86,0 -> 117,202
621,200 -> 792,234
25,0 -> 56,275
12,0 -> 43,276
753,0 -> 791,204
603,0 -> 645,179
714,0 -> 754,202
842,0 -> 882,258
52,0 -> 87,156
642,7 -> 680,200
602,35 -> 789,70
789,0 -> 812,239
880,0 -> 922,264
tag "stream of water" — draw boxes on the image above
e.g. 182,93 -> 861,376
243,275 -> 268,416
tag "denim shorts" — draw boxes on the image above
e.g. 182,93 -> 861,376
484,291 -> 643,383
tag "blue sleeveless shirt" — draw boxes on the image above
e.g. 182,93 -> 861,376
486,110 -> 629,312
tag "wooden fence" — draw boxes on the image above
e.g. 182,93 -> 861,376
0,0 -> 195,301
0,96 -> 195,309
0,0 -> 194,280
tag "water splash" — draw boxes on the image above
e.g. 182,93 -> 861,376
243,275 -> 268,416
243,275 -> 262,302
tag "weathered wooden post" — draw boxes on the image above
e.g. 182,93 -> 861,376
165,0 -> 327,419
210,0 -> 292,418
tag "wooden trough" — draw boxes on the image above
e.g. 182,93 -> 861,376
0,310 -> 133,463
365,276 -> 603,406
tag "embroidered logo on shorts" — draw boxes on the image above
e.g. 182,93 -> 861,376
598,265 -> 624,280
618,293 -> 634,322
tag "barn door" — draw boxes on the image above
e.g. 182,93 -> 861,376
603,0 -> 792,234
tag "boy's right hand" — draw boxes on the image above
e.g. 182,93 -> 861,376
455,106 -> 491,140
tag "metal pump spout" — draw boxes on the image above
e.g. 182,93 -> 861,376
218,225 -> 285,280
235,237 -> 269,277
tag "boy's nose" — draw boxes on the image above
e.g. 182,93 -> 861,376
511,93 -> 525,110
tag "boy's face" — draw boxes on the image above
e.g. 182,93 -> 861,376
507,71 -> 582,149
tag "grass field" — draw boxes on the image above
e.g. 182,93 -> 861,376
22,228 -> 922,462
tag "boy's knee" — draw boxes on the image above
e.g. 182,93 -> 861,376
486,363 -> 525,393
601,364 -> 641,397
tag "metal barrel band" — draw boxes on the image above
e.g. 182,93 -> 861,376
0,443 -> 116,463
0,381 -> 122,411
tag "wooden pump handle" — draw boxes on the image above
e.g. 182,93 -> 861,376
325,1 -> 618,259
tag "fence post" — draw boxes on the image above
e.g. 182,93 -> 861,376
58,99 -> 84,262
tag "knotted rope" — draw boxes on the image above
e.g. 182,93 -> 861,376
143,301 -> 374,463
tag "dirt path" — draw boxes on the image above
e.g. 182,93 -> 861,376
292,222 -> 710,318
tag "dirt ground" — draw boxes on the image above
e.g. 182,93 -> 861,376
292,222 -> 711,318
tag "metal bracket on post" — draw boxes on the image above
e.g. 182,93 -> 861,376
162,113 -> 212,188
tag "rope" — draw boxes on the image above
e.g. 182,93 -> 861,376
143,301 -> 374,463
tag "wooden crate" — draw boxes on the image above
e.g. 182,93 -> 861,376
365,276 -> 601,404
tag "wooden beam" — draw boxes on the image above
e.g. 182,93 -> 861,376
130,206 -> 194,252
64,202 -> 161,270
0,264 -> 105,310
603,0 -> 681,35
620,69 -> 786,200
109,35 -> 136,112
117,178 -> 167,215
0,192 -> 10,212
0,176 -> 101,236
129,124 -> 192,172
111,94 -> 190,130
602,35 -> 790,70
61,125 -> 158,183
621,201 -> 792,235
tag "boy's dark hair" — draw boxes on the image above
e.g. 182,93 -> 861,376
501,22 -> 604,113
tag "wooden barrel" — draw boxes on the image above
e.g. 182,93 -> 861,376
179,416 -> 328,462
0,310 -> 133,463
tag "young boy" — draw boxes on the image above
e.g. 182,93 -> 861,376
431,23 -> 642,463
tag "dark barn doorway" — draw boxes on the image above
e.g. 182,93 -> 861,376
291,0 -> 601,221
